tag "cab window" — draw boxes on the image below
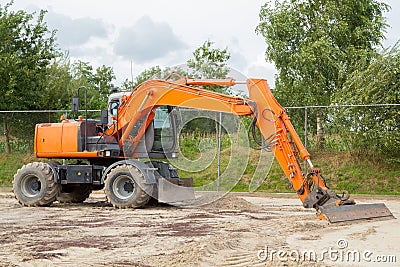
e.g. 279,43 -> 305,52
152,106 -> 174,152
109,100 -> 119,116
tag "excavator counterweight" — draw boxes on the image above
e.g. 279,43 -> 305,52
12,75 -> 394,223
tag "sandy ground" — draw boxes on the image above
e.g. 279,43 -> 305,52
0,190 -> 399,267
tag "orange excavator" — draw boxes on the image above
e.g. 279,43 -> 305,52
13,77 -> 393,223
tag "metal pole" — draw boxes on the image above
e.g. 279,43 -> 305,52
85,87 -> 88,152
304,107 -> 308,170
78,86 -> 88,151
217,112 -> 222,192
304,107 -> 308,149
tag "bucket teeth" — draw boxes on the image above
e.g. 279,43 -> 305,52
318,203 -> 395,223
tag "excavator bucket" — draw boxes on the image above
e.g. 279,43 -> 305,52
318,203 -> 394,223
304,187 -> 395,223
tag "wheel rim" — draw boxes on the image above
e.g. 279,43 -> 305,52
113,175 -> 136,200
21,175 -> 42,197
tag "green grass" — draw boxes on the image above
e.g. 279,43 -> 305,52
174,142 -> 400,194
303,151 -> 400,195
173,134 -> 400,194
1,137 -> 399,195
0,153 -> 37,187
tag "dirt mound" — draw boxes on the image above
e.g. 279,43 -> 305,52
201,193 -> 260,211
173,192 -> 261,211
173,192 -> 260,211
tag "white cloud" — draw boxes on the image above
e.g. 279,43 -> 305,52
45,10 -> 108,47
228,56 -> 247,74
382,0 -> 400,48
113,16 -> 187,63
247,54 -> 277,89
9,0 -> 400,87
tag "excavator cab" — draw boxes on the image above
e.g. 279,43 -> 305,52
107,92 -> 179,159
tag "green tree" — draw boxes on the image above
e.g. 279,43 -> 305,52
92,65 -> 116,109
187,40 -> 231,94
122,65 -> 186,90
0,2 -> 59,153
185,41 -> 232,132
42,56 -> 75,110
333,46 -> 400,157
8,57 -> 76,150
124,41 -> 232,93
256,0 -> 389,148
122,41 -> 233,134
71,60 -> 115,110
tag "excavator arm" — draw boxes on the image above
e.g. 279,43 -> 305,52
109,77 -> 393,222
246,79 -> 393,222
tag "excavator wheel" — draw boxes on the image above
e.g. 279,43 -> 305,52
13,162 -> 60,206
57,184 -> 92,203
104,164 -> 153,208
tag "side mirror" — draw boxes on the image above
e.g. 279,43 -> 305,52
72,97 -> 80,113
100,110 -> 108,125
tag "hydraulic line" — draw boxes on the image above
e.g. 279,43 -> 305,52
247,109 -> 277,151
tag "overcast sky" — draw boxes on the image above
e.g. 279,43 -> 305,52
8,0 -> 400,88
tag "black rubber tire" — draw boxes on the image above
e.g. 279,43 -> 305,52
105,164 -> 153,208
13,162 -> 60,206
57,184 -> 92,203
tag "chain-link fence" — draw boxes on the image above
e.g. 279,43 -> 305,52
0,110 -> 101,153
0,105 -> 398,191
285,104 -> 400,157
0,104 -> 399,154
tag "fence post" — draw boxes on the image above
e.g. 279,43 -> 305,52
304,107 -> 308,171
304,107 -> 308,149
217,112 -> 222,192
